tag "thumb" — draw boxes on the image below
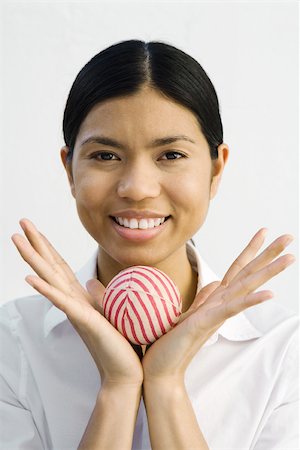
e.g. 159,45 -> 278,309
86,279 -> 106,314
191,281 -> 221,310
179,281 -> 220,323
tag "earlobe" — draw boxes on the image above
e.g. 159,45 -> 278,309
60,146 -> 76,197
210,144 -> 229,199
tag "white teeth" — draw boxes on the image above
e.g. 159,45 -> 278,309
129,219 -> 138,229
139,219 -> 149,229
114,217 -> 167,229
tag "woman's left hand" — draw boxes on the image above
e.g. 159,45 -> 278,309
142,229 -> 295,382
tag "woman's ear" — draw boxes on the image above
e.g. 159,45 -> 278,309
60,146 -> 76,198
210,143 -> 229,199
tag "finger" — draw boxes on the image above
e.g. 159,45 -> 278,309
26,275 -> 76,315
223,253 -> 295,301
181,278 -> 243,325
225,290 -> 274,317
221,228 -> 268,286
204,290 -> 274,328
19,218 -> 77,285
178,281 -> 220,323
86,279 -> 106,313
20,218 -> 55,261
230,234 -> 294,285
12,233 -> 85,296
12,233 -> 65,287
190,281 -> 220,310
25,275 -> 98,324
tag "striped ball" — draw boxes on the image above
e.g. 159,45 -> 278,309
103,266 -> 182,345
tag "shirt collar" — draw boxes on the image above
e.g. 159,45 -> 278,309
185,242 -> 262,345
44,242 -> 262,342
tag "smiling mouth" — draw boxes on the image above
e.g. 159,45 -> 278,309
110,216 -> 171,230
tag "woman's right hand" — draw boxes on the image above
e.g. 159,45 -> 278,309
11,218 -> 143,387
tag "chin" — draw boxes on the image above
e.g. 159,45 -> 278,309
109,245 -> 170,268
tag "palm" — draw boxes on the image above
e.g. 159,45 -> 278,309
12,219 -> 143,384
142,229 -> 294,380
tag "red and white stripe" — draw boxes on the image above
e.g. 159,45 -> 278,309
103,266 -> 182,345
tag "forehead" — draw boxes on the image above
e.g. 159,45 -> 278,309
76,87 -> 206,146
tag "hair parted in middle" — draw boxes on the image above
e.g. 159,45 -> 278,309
63,39 -> 223,161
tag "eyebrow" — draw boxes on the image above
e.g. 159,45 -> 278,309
79,135 -> 196,149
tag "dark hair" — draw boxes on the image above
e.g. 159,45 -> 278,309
63,39 -> 223,160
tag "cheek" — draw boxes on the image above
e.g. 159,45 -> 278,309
173,168 -> 211,209
171,167 -> 212,237
73,171 -> 112,206
72,172 -> 115,233
72,173 -> 111,239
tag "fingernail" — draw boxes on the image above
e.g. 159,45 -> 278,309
285,254 -> 296,264
261,227 -> 268,236
264,291 -> 274,300
25,276 -> 34,287
257,228 -> 268,240
284,235 -> 294,246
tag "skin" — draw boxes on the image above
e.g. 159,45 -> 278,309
61,85 -> 229,313
11,85 -> 295,449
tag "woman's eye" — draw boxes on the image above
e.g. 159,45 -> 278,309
90,152 -> 119,161
88,151 -> 185,162
161,151 -> 186,160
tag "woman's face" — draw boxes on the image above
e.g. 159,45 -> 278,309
61,86 -> 228,269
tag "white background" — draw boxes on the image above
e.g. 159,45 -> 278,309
1,1 -> 298,312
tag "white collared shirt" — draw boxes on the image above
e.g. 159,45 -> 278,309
0,242 -> 298,449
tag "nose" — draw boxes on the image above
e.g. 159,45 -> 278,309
117,162 -> 161,201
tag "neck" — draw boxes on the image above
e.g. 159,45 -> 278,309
97,244 -> 199,313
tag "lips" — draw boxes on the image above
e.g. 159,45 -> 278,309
110,215 -> 170,242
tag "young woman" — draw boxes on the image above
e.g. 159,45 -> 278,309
2,40 -> 297,449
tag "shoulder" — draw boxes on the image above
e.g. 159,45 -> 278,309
243,300 -> 298,336
0,294 -> 52,341
1,293 -> 52,320
0,295 -> 52,392
243,301 -> 298,372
